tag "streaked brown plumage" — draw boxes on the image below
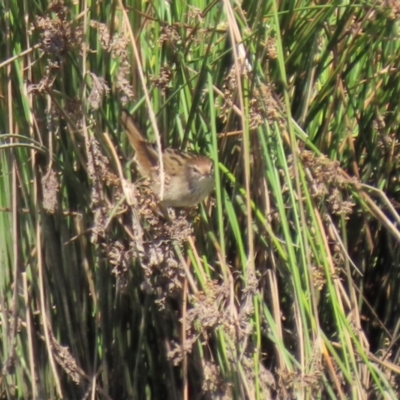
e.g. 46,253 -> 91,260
120,109 -> 214,208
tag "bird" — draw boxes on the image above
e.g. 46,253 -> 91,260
120,109 -> 215,208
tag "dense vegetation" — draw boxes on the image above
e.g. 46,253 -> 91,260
2,0 -> 400,398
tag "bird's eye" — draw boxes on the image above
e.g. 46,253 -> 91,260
189,165 -> 201,176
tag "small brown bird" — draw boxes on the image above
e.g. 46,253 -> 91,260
120,109 -> 215,208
